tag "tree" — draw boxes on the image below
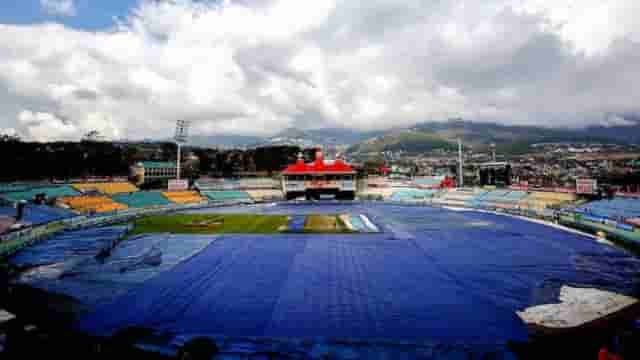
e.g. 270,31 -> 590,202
363,158 -> 386,175
0,133 -> 20,143
159,142 -> 177,161
82,130 -> 103,142
193,148 -> 215,175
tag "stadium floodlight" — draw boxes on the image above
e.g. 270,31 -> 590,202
175,120 -> 190,143
174,120 -> 191,180
458,138 -> 463,188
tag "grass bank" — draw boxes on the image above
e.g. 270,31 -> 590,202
304,214 -> 352,233
131,214 -> 289,235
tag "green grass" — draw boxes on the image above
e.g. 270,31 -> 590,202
131,214 -> 289,235
304,214 -> 352,233
559,215 -> 640,254
0,238 -> 27,259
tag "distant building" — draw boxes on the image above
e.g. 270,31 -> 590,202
130,161 -> 177,185
478,162 -> 512,187
389,165 -> 413,179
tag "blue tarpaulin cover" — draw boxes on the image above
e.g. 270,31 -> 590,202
287,215 -> 306,232
10,225 -> 130,268
11,231 -> 215,305
10,203 -> 640,357
347,214 -> 367,232
577,197 -> 640,219
0,204 -> 75,226
390,188 -> 437,201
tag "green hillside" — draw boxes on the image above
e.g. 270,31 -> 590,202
348,119 -> 624,156
349,131 -> 457,154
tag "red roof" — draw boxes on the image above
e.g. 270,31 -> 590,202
283,157 -> 355,175
441,176 -> 456,188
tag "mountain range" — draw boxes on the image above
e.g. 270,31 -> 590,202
187,119 -> 640,154
189,127 -> 384,149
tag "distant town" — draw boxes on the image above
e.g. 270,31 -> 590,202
2,119 -> 639,195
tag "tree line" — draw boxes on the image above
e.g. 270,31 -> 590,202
0,135 -> 307,182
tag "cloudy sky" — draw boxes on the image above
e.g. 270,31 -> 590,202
0,0 -> 639,141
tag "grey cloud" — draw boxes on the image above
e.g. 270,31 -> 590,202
0,0 -> 639,141
103,85 -> 149,101
73,88 -> 99,100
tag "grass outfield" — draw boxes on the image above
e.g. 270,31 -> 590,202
304,214 -> 352,233
131,214 -> 289,235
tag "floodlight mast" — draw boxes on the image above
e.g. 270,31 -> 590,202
458,138 -> 464,188
174,120 -> 190,180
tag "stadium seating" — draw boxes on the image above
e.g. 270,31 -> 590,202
626,218 -> 640,227
245,190 -> 283,201
413,176 -> 444,187
239,178 -> 280,189
460,190 -> 577,214
529,191 -> 575,202
195,179 -> 240,191
111,191 -> 171,208
520,191 -> 576,214
576,198 -> 640,220
196,178 -> 279,191
72,182 -> 139,195
471,192 -> 493,204
0,185 -> 80,202
390,189 -> 437,202
358,187 -> 395,200
61,195 -> 128,214
504,191 -> 528,201
465,190 -> 515,208
433,189 -> 476,207
466,191 -> 491,208
162,191 -> 205,204
0,183 -> 31,193
201,191 -> 252,202
493,191 -> 529,209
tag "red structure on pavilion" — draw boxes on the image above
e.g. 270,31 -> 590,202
282,149 -> 356,200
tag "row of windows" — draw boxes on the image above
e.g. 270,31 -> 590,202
285,175 -> 354,181
146,168 -> 177,177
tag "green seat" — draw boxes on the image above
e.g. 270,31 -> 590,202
1,185 -> 80,202
202,191 -> 251,201
112,192 -> 171,208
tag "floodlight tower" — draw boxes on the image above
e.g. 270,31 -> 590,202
458,138 -> 464,188
490,143 -> 496,162
174,120 -> 190,180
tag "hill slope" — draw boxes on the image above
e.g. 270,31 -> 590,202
190,128 -> 385,148
348,119 -> 638,155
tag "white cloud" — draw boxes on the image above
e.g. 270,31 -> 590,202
601,114 -> 636,127
18,110 -> 77,142
0,0 -> 638,142
0,128 -> 18,137
515,0 -> 640,54
41,0 -> 76,17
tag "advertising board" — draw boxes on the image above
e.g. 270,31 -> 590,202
168,179 -> 189,191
